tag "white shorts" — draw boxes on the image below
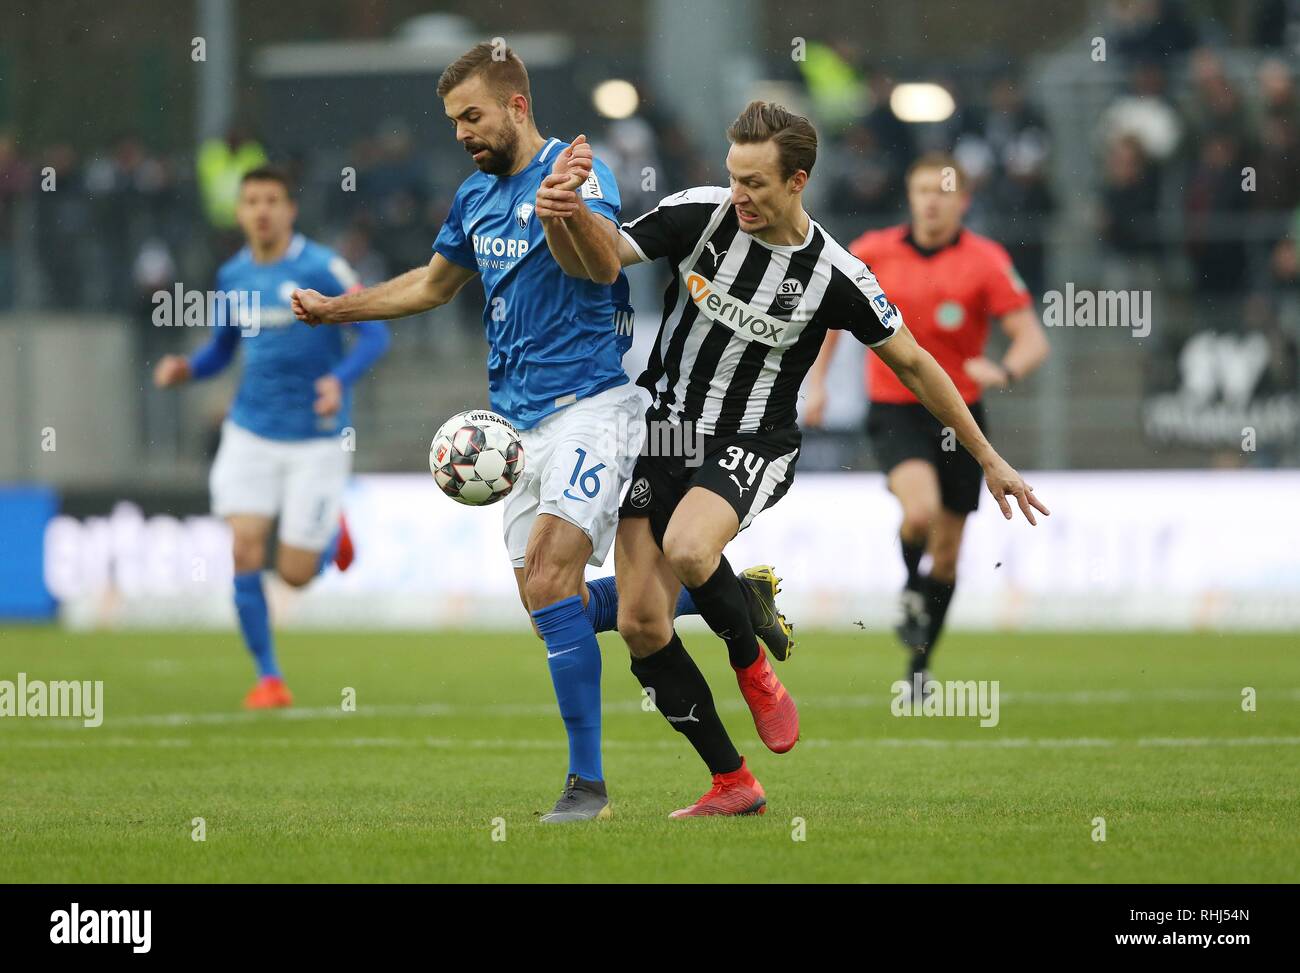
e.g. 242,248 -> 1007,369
209,419 -> 352,551
503,383 -> 647,568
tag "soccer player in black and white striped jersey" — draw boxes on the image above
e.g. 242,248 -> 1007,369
536,101 -> 1049,817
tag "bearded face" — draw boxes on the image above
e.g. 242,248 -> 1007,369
464,117 -> 521,176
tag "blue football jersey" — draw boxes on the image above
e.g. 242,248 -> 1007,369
216,234 -> 363,440
433,138 -> 634,430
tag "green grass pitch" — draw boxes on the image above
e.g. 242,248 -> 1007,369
1,626 -> 1297,883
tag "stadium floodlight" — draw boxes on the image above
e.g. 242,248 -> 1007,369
592,79 -> 640,119
890,82 -> 956,123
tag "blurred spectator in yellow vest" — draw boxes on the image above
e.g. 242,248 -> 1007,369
797,41 -> 866,134
197,125 -> 267,230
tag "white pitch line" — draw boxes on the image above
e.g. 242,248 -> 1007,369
6,735 -> 1300,750
16,686 -> 1299,732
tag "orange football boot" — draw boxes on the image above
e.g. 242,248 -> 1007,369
244,675 -> 293,710
669,757 -> 767,818
734,644 -> 799,753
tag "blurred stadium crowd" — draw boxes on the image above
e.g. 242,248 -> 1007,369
1,0 -> 1297,471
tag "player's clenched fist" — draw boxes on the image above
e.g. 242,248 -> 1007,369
550,133 -> 593,192
535,173 -> 581,220
153,354 -> 191,388
291,287 -> 331,325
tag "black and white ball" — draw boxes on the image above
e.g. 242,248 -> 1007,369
429,410 -> 525,506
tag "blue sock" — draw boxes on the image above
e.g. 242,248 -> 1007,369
532,595 -> 603,782
316,528 -> 340,577
584,576 -> 619,633
675,586 -> 697,617
584,576 -> 697,633
233,571 -> 279,678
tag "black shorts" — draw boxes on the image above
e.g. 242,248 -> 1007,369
866,401 -> 987,515
619,425 -> 802,547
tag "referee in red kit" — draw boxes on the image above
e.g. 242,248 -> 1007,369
805,153 -> 1050,691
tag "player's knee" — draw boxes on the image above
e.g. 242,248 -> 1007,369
662,536 -> 718,589
900,506 -> 937,542
522,560 -> 578,613
618,610 -> 671,656
278,565 -> 316,589
231,537 -> 265,574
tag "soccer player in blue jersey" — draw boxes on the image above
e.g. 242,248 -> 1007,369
291,42 -> 792,822
155,166 -> 390,709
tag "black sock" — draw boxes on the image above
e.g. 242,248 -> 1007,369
685,555 -> 759,669
909,648 -> 928,677
921,576 -> 956,662
901,535 -> 925,589
630,633 -> 741,775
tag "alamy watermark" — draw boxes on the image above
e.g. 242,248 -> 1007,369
151,285 -> 269,336
1042,284 -> 1151,338
0,673 -> 103,727
581,414 -> 706,468
890,675 -> 1000,727
50,903 -> 150,952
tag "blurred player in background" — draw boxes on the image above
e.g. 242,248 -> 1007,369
291,42 -> 793,823
154,166 -> 391,709
805,154 -> 1050,692
541,103 -> 1047,816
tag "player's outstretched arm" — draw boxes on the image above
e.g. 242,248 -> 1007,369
874,325 -> 1050,525
291,254 -> 475,325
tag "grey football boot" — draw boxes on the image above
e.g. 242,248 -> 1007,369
539,774 -> 612,823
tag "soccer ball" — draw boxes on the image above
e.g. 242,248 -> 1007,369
429,410 -> 525,506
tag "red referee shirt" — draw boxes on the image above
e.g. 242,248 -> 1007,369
851,225 -> 1031,405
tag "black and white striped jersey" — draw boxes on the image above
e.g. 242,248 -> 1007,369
619,185 -> 902,436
